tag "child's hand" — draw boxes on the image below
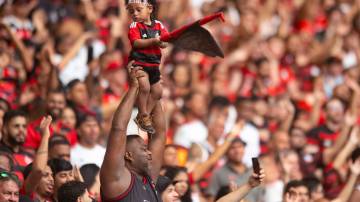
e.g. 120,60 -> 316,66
154,36 -> 167,48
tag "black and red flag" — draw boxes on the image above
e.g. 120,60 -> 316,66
160,12 -> 225,58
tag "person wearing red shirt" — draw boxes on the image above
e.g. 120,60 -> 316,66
0,110 -> 32,183
25,90 -> 77,152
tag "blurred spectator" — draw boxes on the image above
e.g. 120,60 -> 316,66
206,137 -> 262,202
156,175 -> 181,202
80,163 -> 100,201
164,166 -> 193,202
283,180 -> 310,202
48,158 -> 74,201
58,180 -> 93,202
0,170 -> 20,202
174,91 -> 208,148
49,135 -> 71,161
25,89 -> 77,151
0,110 -> 32,179
71,113 -> 105,168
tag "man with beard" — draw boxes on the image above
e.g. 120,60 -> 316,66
25,90 -> 77,152
100,65 -> 166,202
0,110 -> 32,179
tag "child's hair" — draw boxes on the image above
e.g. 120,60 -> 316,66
125,0 -> 157,20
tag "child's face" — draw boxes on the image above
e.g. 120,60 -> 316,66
127,3 -> 153,23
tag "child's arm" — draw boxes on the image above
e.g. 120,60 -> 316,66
133,37 -> 163,49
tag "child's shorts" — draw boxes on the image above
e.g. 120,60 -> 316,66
141,66 -> 161,85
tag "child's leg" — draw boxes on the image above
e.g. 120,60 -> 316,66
147,81 -> 163,115
137,71 -> 150,116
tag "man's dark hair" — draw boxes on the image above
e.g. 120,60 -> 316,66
80,164 -> 100,189
48,158 -> 73,176
235,96 -> 253,108
126,134 -> 142,146
303,177 -> 322,194
284,180 -> 309,196
76,112 -> 98,129
351,147 -> 360,162
47,89 -> 66,97
155,175 -> 172,194
66,79 -> 82,92
58,181 -> 87,202
3,110 -> 27,126
49,135 -> 71,149
209,96 -> 230,111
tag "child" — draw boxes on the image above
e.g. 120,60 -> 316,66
126,0 -> 168,134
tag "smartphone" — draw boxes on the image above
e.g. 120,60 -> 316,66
252,157 -> 260,175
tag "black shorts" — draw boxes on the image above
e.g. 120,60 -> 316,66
141,66 -> 161,85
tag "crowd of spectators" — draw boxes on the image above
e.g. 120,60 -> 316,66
0,0 -> 359,201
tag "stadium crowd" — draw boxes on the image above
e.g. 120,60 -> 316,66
0,0 -> 359,201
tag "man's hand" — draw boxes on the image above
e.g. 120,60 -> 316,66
127,61 -> 145,88
350,159 -> 360,175
40,115 -> 52,137
247,168 -> 265,188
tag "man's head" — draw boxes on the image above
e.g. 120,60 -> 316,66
283,180 -> 310,202
303,177 -> 324,201
272,130 -> 290,152
66,80 -> 89,106
226,138 -> 246,165
77,114 -> 100,148
208,96 -> 230,120
48,159 -> 74,193
290,127 -> 307,150
125,0 -> 155,22
125,135 -> 152,176
184,91 -> 207,119
278,150 -> 302,180
46,90 -> 66,120
235,97 -> 254,121
2,110 -> 27,147
58,181 -> 93,202
23,163 -> 54,198
325,98 -> 345,124
163,145 -> 179,167
207,114 -> 226,142
0,171 -> 20,202
49,135 -> 71,161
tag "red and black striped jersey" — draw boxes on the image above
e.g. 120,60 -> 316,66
128,20 -> 168,67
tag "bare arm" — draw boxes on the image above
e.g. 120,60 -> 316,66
216,169 -> 265,202
100,63 -> 140,199
192,121 -> 244,181
57,32 -> 93,71
24,116 -> 52,195
332,160 -> 360,202
323,112 -> 355,164
148,102 -> 166,181
332,127 -> 359,171
2,23 -> 33,72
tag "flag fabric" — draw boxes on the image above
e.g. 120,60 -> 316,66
160,12 -> 225,58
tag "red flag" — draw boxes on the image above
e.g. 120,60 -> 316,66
160,13 -> 225,58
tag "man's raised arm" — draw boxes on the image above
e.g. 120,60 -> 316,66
149,102 -> 167,181
100,63 -> 141,199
